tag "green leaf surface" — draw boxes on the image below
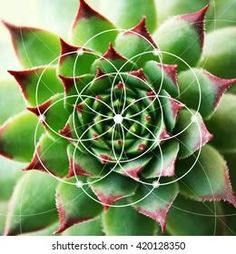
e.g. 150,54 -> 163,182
166,195 -> 224,235
24,134 -> 69,177
99,0 -> 157,32
130,182 -> 179,231
55,177 -> 103,233
0,202 -> 8,235
0,111 -> 44,162
62,216 -> 104,236
71,0 -> 117,53
206,94 -> 236,152
3,21 -> 60,68
9,67 -> 63,106
89,172 -> 138,208
175,109 -> 212,158
102,201 -> 158,235
4,171 -> 58,235
0,79 -> 25,125
176,145 -> 236,206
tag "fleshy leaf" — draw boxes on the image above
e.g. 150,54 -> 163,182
206,94 -> 236,152
24,134 -> 69,177
4,171 -> 58,235
0,79 -> 25,125
199,27 -> 236,79
71,0 -> 117,52
3,21 -> 60,68
28,94 -> 70,137
8,67 -> 63,106
115,18 -> 158,67
89,173 -> 137,209
59,39 -> 97,77
67,144 -> 105,178
174,109 -> 213,158
155,6 -> 208,70
115,156 -> 152,179
62,216 -> 103,236
176,145 -> 236,206
144,61 -> 179,97
166,195 -> 224,235
99,0 -> 157,32
143,141 -> 179,178
178,68 -> 236,118
0,202 -> 8,235
130,182 -> 179,232
0,111 -> 44,162
55,177 -> 103,233
102,201 -> 158,236
91,43 -> 138,73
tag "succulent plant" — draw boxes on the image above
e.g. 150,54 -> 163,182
1,0 -> 236,236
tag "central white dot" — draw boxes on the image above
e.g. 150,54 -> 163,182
113,114 -> 123,124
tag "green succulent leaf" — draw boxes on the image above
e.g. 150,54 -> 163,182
206,94 -> 236,153
166,195 -> 224,235
0,79 -> 25,125
55,177 -> 103,233
62,216 -> 103,236
143,141 -> 179,178
71,0 -> 117,53
67,144 -> 105,177
59,39 -> 97,77
4,171 -> 58,235
0,111 -> 44,162
24,134 -> 69,177
99,0 -> 157,32
3,21 -> 60,68
0,202 -> 8,235
130,182 -> 179,231
155,6 -> 208,70
177,145 -> 236,206
102,201 -> 158,235
175,109 -> 213,158
8,67 -> 63,106
89,172 -> 138,209
178,68 -> 236,118
115,18 -> 158,67
144,61 -> 178,97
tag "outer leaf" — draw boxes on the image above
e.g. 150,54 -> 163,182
59,39 -> 97,77
177,145 -> 236,206
55,177 -> 103,233
4,171 -> 58,235
89,172 -> 138,209
28,94 -> 70,137
62,216 -> 103,236
174,109 -> 212,158
67,144 -> 105,177
3,21 -> 60,68
115,18 -> 158,67
0,156 -> 25,201
21,223 -> 58,236
166,195 -> 224,235
155,6 -> 208,70
102,201 -> 158,236
71,0 -> 117,52
0,111 -> 44,162
0,79 -> 25,125
24,134 -> 69,177
199,27 -> 236,79
143,141 -> 179,178
178,68 -> 236,118
0,202 -> 8,235
99,0 -> 157,32
130,182 -> 179,231
206,94 -> 236,152
8,67 -> 63,106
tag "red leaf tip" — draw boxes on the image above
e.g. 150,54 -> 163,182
103,43 -> 126,60
157,63 -> 178,85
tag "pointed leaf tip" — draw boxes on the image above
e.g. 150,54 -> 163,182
129,69 -> 147,81
27,99 -> 51,117
157,63 -> 178,85
103,43 -> 126,60
180,5 -> 209,47
60,38 -> 79,55
128,17 -> 157,48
